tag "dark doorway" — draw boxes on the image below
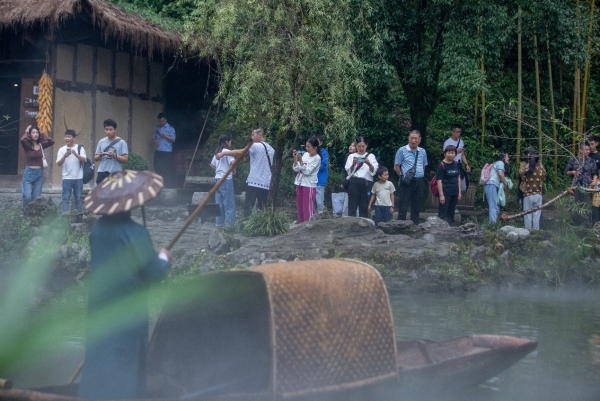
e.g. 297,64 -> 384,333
0,78 -> 21,175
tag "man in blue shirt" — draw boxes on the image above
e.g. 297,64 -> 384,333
152,113 -> 176,187
314,134 -> 329,212
393,130 -> 429,225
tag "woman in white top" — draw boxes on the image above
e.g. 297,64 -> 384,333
210,134 -> 236,227
344,136 -> 379,218
292,136 -> 321,223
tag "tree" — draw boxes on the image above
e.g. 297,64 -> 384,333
180,0 -> 368,204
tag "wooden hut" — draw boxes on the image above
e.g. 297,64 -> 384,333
0,0 -> 182,187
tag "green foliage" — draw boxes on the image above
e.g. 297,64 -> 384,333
0,206 -> 33,264
123,153 -> 149,171
228,208 -> 291,237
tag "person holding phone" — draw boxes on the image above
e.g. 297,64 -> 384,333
293,136 -> 321,223
443,124 -> 470,192
344,136 -> 378,218
94,119 -> 129,184
56,130 -> 87,213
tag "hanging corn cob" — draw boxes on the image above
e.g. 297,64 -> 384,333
36,71 -> 53,135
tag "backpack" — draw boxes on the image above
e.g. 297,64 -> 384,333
78,145 -> 95,184
430,162 -> 447,197
479,163 -> 494,185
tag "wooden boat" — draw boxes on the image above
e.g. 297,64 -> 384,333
0,259 -> 537,401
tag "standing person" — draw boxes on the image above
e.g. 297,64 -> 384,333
436,145 -> 462,225
344,136 -> 378,218
484,152 -> 510,224
368,166 -> 395,226
394,130 -> 428,225
443,124 -> 471,191
94,119 -> 129,185
292,136 -> 321,223
314,134 -> 329,212
210,134 -> 236,227
342,142 -> 356,217
79,170 -> 172,400
217,128 -> 274,217
588,135 -> 600,170
565,141 -> 598,209
56,130 -> 87,213
20,125 -> 55,211
152,113 -> 176,187
519,148 -> 546,230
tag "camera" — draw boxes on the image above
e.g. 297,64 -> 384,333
297,150 -> 306,155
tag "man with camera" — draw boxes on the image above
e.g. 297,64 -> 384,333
394,130 -> 428,225
56,129 -> 87,213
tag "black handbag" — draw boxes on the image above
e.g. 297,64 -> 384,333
400,150 -> 419,186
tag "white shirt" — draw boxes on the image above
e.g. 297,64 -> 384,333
247,141 -> 274,189
443,137 -> 465,163
57,145 -> 86,179
211,148 -> 234,180
344,152 -> 378,181
293,153 -> 320,187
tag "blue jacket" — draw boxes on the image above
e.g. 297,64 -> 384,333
317,148 -> 329,186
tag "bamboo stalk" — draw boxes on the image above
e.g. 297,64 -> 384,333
68,360 -> 84,384
517,7 -> 522,164
546,30 -> 558,186
183,105 -> 212,189
501,189 -> 572,221
166,141 -> 252,251
475,93 -> 479,139
481,57 -> 486,147
573,0 -> 581,154
581,0 -> 596,131
534,34 -> 542,157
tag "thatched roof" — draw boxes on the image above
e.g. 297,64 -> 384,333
0,0 -> 182,55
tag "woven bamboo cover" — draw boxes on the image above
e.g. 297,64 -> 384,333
253,259 -> 398,396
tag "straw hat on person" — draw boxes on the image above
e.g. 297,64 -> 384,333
84,170 -> 163,215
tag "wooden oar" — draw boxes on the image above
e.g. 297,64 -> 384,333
166,141 -> 252,251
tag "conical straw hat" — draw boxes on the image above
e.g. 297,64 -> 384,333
84,170 -> 163,215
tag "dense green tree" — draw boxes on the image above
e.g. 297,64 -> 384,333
180,0 -> 369,203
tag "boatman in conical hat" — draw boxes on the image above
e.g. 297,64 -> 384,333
78,170 -> 172,400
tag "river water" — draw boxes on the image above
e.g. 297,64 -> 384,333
389,288 -> 600,401
5,287 -> 600,400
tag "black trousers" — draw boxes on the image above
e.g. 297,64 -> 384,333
154,151 -> 175,187
438,194 -> 458,225
397,178 -> 424,224
347,177 -> 371,218
244,185 -> 269,217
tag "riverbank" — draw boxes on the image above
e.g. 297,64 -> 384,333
1,194 -> 598,293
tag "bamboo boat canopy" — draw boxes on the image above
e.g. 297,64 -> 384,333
0,0 -> 182,56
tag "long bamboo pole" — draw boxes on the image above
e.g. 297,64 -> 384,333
166,141 -> 252,251
501,189 -> 573,221
183,105 -> 212,188
481,57 -> 486,147
534,34 -> 542,157
517,7 -> 523,164
573,0 -> 581,154
546,30 -> 558,186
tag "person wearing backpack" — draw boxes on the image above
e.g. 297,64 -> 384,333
484,152 -> 510,223
443,124 -> 471,192
435,145 -> 462,225
94,119 -> 129,185
56,130 -> 87,213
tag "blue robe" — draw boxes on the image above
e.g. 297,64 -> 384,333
79,213 -> 168,400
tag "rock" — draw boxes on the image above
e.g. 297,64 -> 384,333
499,225 -> 530,241
207,229 -> 230,254
71,243 -> 81,255
27,236 -> 43,248
58,245 -> 70,259
420,216 -> 450,230
24,197 -> 57,224
470,245 -> 487,260
78,248 -> 89,263
500,250 -> 512,270
310,207 -> 334,220
71,223 -> 83,233
423,233 -> 435,243
377,219 -> 416,235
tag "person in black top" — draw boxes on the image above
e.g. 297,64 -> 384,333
436,145 -> 462,225
588,135 -> 600,170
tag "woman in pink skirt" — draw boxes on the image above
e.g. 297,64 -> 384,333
292,136 -> 321,223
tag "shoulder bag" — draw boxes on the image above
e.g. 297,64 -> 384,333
400,150 -> 419,186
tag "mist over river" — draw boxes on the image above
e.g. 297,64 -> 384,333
390,288 -> 600,401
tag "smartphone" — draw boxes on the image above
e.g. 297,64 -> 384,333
355,156 -> 365,163
298,150 -> 306,155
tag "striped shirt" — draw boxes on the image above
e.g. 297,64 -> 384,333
394,145 -> 428,178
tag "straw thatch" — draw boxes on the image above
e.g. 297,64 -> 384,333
0,0 -> 182,56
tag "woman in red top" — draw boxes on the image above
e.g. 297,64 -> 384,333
20,125 -> 55,210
